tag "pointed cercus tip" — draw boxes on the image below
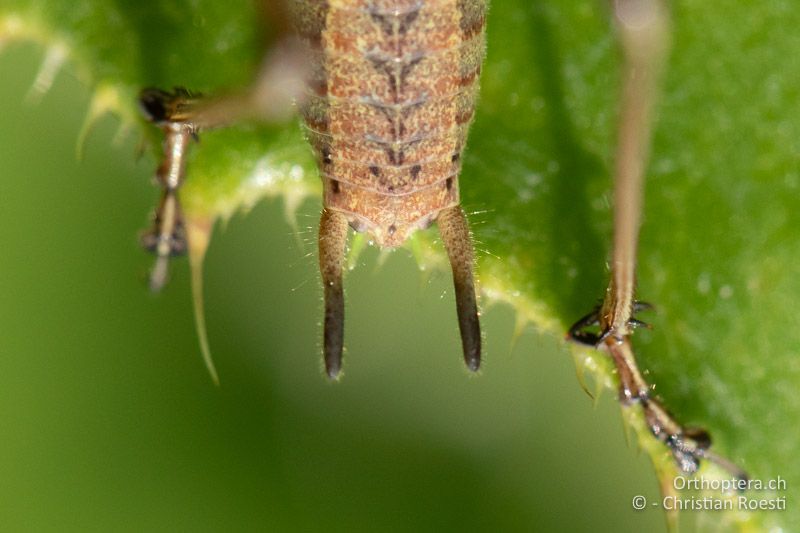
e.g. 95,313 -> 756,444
465,352 -> 481,373
325,361 -> 342,382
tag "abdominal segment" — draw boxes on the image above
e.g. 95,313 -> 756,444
295,0 -> 486,247
295,0 -> 486,376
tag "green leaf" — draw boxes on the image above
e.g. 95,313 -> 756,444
2,0 -> 797,530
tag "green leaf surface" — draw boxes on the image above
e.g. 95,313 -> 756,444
2,0 -> 798,530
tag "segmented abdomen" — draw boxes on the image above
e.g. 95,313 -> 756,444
294,0 -> 486,246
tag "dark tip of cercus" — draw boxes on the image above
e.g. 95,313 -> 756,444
325,360 -> 342,381
465,351 -> 481,372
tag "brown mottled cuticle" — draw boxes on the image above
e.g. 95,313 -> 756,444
295,0 -> 487,375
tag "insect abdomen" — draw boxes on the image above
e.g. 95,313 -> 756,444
297,0 -> 486,246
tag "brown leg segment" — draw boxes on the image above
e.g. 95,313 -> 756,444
567,1 -> 745,479
318,208 -> 349,380
600,0 -> 670,340
437,206 -> 481,372
140,188 -> 187,293
138,90 -> 195,293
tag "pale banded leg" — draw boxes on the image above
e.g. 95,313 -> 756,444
138,90 -> 196,293
135,31 -> 308,385
140,188 -> 188,293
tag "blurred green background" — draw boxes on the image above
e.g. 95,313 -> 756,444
0,44 -> 669,531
